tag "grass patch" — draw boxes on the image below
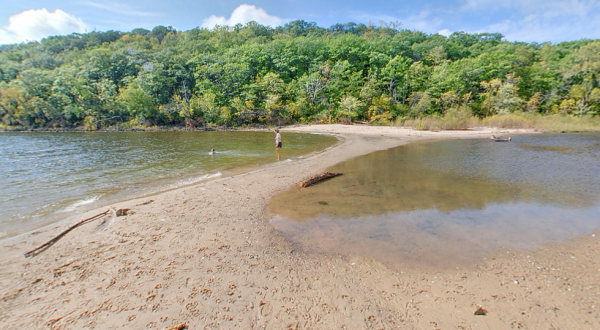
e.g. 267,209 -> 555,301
482,113 -> 600,132
398,112 -> 600,132
398,106 -> 479,131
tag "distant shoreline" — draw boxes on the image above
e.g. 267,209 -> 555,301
0,125 -> 261,133
3,117 -> 600,134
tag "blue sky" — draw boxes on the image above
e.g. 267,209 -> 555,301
1,0 -> 599,45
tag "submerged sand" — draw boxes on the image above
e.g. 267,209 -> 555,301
0,125 -> 598,329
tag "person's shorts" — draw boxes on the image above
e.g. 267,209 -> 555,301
277,142 -> 282,148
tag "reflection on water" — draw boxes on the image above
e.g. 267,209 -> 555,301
269,133 -> 600,270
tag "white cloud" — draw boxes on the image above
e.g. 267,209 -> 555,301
461,0 -> 508,10
81,1 -> 160,17
353,10 -> 444,34
459,0 -> 600,42
201,4 -> 285,28
462,0 -> 596,15
461,0 -> 600,20
401,10 -> 444,33
438,29 -> 452,36
350,13 -> 403,29
0,9 -> 87,45
485,13 -> 600,42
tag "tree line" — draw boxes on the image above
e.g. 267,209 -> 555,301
1,20 -> 599,130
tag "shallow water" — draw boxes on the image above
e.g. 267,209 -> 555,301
268,133 -> 600,269
0,131 -> 337,237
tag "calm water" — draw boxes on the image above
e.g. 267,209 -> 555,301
0,131 -> 337,237
269,133 -> 600,270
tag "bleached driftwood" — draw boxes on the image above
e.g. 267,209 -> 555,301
136,199 -> 155,206
24,210 -> 110,258
300,172 -> 343,188
490,135 -> 512,142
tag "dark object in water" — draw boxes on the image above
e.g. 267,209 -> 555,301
474,306 -> 488,315
490,135 -> 512,142
300,172 -> 343,188
318,201 -> 329,205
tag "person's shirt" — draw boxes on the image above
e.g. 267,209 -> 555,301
276,132 -> 281,144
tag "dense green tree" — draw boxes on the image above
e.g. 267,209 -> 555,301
118,82 -> 157,120
561,41 -> 600,116
481,74 -> 523,115
277,20 -> 324,37
0,22 -> 599,128
151,26 -> 176,44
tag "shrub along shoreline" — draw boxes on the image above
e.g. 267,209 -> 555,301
2,113 -> 599,133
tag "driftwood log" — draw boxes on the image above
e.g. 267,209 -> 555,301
24,210 -> 110,258
490,135 -> 512,142
300,172 -> 343,188
136,199 -> 155,206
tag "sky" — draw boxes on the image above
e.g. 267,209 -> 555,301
1,0 -> 599,45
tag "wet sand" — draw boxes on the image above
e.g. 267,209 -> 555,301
1,125 -> 598,329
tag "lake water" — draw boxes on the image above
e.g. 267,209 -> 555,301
0,131 -> 337,238
268,133 -> 600,270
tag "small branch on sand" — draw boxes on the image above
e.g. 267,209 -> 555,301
24,210 -> 110,258
474,306 -> 488,315
300,172 -> 343,188
166,324 -> 187,330
136,199 -> 155,206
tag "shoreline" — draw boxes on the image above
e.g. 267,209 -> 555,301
0,130 -> 338,240
1,125 -> 598,329
0,125 -> 272,133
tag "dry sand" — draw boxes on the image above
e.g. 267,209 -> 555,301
1,125 -> 598,329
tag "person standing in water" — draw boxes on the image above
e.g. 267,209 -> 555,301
275,128 -> 282,160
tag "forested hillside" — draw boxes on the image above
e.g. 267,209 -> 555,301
1,21 -> 599,130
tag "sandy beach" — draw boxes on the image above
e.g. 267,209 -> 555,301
1,124 -> 598,329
